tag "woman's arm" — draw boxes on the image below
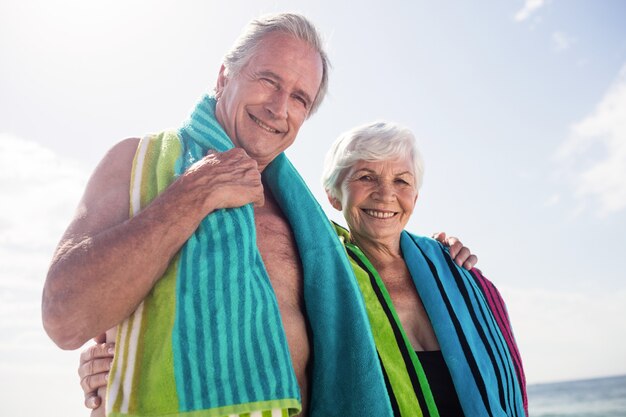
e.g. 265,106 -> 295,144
79,335 -> 115,412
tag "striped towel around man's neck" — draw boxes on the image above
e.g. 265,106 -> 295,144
105,95 -> 394,417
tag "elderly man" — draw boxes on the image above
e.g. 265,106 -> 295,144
43,13 -> 475,417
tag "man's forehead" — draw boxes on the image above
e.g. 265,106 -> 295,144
246,33 -> 323,95
252,33 -> 321,67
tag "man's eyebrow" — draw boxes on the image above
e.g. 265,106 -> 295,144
257,70 -> 281,81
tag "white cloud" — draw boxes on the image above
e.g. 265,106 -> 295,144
551,31 -> 575,51
544,193 -> 560,207
0,133 -> 90,417
0,132 -> 88,368
514,0 -> 547,22
502,285 -> 626,384
0,133 -> 88,279
556,64 -> 626,216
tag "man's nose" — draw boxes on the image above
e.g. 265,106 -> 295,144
266,90 -> 289,119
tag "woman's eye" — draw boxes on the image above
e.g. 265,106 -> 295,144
359,175 -> 373,181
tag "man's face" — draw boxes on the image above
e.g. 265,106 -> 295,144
215,31 -> 324,171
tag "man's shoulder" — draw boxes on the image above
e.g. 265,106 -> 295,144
94,138 -> 141,175
108,137 -> 141,155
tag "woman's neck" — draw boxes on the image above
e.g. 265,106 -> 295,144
352,234 -> 402,267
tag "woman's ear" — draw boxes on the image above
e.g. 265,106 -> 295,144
326,190 -> 342,211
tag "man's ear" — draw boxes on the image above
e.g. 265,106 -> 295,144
326,190 -> 342,211
215,64 -> 228,99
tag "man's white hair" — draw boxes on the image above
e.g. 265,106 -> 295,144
221,12 -> 330,116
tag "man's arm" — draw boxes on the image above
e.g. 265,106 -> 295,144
432,232 -> 478,269
42,141 -> 264,349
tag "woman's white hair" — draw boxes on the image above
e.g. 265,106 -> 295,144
221,12 -> 330,116
322,121 -> 424,201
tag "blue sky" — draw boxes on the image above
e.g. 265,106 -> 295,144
1,1 -> 625,416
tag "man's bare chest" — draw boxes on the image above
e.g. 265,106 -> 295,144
254,196 -> 310,413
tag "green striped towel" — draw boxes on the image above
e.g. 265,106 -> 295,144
335,222 -> 527,417
106,95 -> 394,417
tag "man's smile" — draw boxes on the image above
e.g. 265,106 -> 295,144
249,113 -> 281,134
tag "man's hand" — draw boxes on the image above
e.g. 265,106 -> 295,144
79,335 -> 114,410
181,148 -> 265,212
432,232 -> 478,270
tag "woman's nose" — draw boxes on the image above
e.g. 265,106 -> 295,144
372,182 -> 395,201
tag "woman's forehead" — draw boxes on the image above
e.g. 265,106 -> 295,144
349,158 -> 414,174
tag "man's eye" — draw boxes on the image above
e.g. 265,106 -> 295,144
293,95 -> 308,108
261,78 -> 278,88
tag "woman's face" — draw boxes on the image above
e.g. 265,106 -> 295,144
331,157 -> 418,245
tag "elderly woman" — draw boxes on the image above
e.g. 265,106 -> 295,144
78,122 -> 526,417
322,121 -> 527,416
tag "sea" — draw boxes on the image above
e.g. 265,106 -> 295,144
528,374 -> 626,416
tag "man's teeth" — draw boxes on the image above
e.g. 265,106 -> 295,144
251,115 -> 278,133
364,210 -> 395,219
